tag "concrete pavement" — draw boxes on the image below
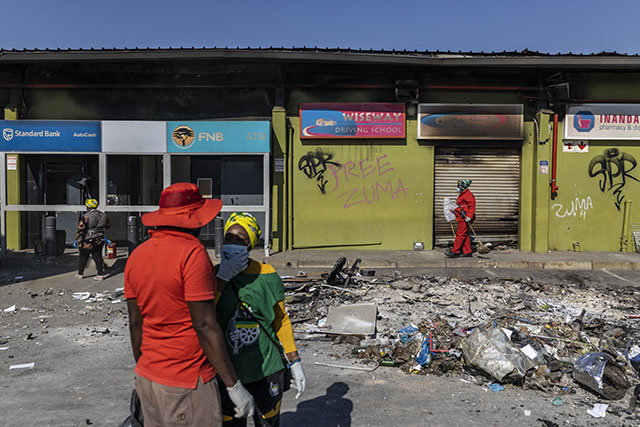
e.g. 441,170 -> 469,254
255,248 -> 640,271
2,248 -> 640,273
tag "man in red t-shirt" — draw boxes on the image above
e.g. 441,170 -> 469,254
445,179 -> 476,258
125,183 -> 255,425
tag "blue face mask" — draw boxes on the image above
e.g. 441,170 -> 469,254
222,244 -> 248,260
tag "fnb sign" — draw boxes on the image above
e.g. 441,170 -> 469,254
167,121 -> 270,153
198,132 -> 224,142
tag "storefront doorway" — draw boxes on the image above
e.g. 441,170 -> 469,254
434,146 -> 521,246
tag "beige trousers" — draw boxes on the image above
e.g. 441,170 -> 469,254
134,374 -> 222,426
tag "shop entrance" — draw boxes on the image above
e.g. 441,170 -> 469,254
434,146 -> 520,247
171,154 -> 267,248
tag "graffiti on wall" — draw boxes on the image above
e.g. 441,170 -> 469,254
552,196 -> 593,220
297,151 -> 410,208
588,148 -> 640,210
328,154 -> 409,209
298,148 -> 342,194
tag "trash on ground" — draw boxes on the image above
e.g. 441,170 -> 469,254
0,347 -> 9,351
572,352 -> 629,400
586,403 -> 609,418
3,305 -> 16,313
551,397 -> 564,406
314,361 -> 379,371
323,303 -> 377,336
461,324 -> 530,382
72,292 -> 91,301
9,362 -> 35,370
488,383 -> 505,392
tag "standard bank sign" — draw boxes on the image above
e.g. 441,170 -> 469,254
0,121 -> 101,152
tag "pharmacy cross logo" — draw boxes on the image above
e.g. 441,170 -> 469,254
574,111 -> 595,132
172,125 -> 195,148
3,128 -> 14,141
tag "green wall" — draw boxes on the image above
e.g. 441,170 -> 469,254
549,130 -> 640,252
289,119 -> 434,250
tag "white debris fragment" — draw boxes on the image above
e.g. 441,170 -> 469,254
587,403 -> 608,418
3,305 -> 16,313
72,292 -> 91,300
9,362 -> 34,370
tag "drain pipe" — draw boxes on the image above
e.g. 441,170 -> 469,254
621,200 -> 632,252
550,113 -> 559,198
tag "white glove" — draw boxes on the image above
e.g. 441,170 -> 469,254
226,380 -> 255,419
290,360 -> 306,399
465,216 -> 471,222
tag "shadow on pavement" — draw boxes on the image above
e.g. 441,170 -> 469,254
281,382 -> 352,427
0,250 -> 128,287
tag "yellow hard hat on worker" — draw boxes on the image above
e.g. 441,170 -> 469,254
85,199 -> 99,209
224,212 -> 261,248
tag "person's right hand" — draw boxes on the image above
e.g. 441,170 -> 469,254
226,380 -> 255,419
217,244 -> 249,281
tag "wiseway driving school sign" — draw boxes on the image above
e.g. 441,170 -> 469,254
566,104 -> 640,140
300,103 -> 405,139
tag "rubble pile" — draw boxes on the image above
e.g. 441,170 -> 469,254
284,262 -> 640,414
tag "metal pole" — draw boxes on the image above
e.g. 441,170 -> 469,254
1,152 -> 6,255
44,215 -> 57,256
127,215 -> 139,254
214,216 -> 224,258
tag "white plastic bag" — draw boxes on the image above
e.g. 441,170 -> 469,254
443,197 -> 457,222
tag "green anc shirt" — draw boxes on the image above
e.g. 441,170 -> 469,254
215,259 -> 286,384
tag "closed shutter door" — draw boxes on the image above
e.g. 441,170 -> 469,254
434,147 -> 520,245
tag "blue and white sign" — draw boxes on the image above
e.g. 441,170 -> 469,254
0,121 -> 101,152
167,121 -> 270,153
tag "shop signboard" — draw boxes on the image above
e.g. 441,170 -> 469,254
565,104 -> 640,140
299,103 -> 405,139
0,120 -> 101,152
167,121 -> 270,153
102,121 -> 166,153
418,104 -> 523,140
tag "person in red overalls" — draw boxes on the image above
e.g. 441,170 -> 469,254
445,179 -> 476,258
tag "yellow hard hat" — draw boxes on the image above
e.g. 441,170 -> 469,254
85,199 -> 98,209
224,212 -> 261,248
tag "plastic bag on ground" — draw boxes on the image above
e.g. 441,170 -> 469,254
460,324 -> 531,382
572,352 -> 629,400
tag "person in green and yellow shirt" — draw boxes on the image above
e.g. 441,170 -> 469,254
215,212 -> 306,427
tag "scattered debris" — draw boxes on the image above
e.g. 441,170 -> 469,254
281,256 -> 640,420
3,305 -> 16,313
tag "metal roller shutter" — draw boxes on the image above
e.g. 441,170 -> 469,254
434,147 -> 520,245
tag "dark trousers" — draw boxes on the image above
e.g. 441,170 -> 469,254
219,370 -> 285,427
78,242 -> 104,275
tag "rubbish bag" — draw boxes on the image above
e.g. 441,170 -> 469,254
572,352 -> 629,400
460,324 -> 531,382
119,389 -> 144,427
443,197 -> 457,223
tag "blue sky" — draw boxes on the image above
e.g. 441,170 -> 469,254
1,0 -> 638,54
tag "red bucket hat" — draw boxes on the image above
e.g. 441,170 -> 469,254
142,183 -> 222,229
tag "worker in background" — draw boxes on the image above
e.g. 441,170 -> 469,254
124,183 -> 255,426
75,198 -> 110,280
445,179 -> 476,258
215,212 -> 306,427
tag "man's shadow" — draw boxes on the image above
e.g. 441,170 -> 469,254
281,382 -> 352,427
